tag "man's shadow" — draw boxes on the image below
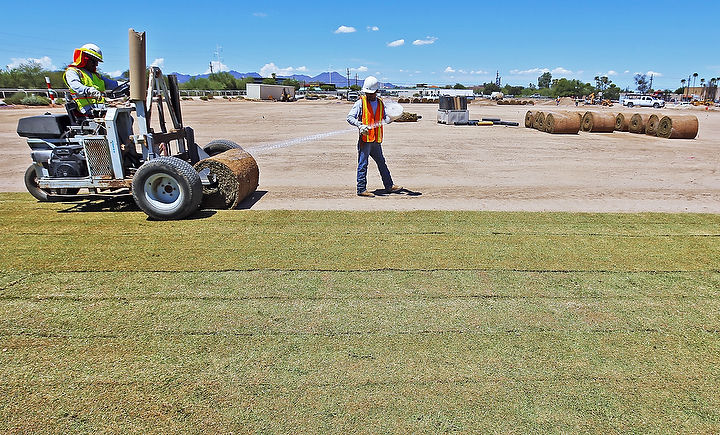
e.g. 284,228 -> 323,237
371,188 -> 422,196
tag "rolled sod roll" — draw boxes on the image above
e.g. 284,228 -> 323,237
615,113 -> 632,131
581,111 -> 615,132
524,111 -> 535,128
645,114 -> 662,136
656,115 -> 698,139
628,113 -> 651,133
544,112 -> 581,134
533,112 -> 545,130
193,148 -> 259,209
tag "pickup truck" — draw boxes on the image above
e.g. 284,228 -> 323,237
622,95 -> 665,108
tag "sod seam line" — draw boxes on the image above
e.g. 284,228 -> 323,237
0,274 -> 33,293
0,375 -> 711,389
11,268 -> 720,274
1,295 -> 717,302
4,327 -> 719,339
9,232 -> 720,237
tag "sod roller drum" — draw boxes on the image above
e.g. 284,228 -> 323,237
629,113 -> 651,134
132,157 -> 203,220
656,115 -> 698,139
544,112 -> 581,134
194,140 -> 259,209
581,111 -> 615,132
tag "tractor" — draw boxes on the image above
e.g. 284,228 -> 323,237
17,30 -> 257,220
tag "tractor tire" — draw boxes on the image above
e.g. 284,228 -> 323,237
24,165 -> 50,202
203,139 -> 242,157
23,165 -> 79,201
132,157 -> 203,220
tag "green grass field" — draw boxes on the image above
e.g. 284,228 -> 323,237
1,192 -> 719,433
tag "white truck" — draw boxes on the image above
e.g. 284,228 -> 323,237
622,95 -> 665,108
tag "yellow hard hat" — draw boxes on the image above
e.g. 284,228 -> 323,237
72,43 -> 103,66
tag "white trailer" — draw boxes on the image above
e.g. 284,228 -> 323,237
246,83 -> 295,100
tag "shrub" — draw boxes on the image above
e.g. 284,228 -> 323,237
54,98 -> 65,105
199,96 -> 209,101
3,92 -> 26,105
206,94 -> 214,99
21,95 -> 51,106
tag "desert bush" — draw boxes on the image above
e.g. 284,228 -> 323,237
21,95 -> 51,106
3,92 -> 27,105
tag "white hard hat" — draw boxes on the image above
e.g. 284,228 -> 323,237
80,43 -> 103,62
362,76 -> 380,93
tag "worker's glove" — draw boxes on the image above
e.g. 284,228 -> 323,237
358,124 -> 370,135
87,88 -> 103,98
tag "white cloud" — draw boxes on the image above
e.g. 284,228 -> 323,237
253,12 -> 267,17
413,36 -> 438,46
509,67 -> 573,76
510,67 -> 548,75
334,26 -> 356,34
259,62 -> 308,77
624,70 -> 630,74
646,70 -> 662,77
150,58 -> 165,69
444,66 -> 456,73
8,56 -> 56,70
471,70 -> 488,75
204,60 -> 228,74
367,26 -> 379,31
387,39 -> 404,47
350,66 -> 368,72
108,70 -> 123,77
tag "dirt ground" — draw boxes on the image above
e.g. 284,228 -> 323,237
1,99 -> 718,212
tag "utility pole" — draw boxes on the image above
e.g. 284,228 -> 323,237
495,70 -> 501,87
649,74 -> 653,92
355,73 -> 358,86
209,61 -> 213,74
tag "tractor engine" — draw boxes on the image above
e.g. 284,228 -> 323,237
48,145 -> 88,178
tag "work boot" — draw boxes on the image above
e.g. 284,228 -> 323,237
357,190 -> 375,197
386,185 -> 403,193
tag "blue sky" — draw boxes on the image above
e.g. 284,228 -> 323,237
1,0 -> 718,90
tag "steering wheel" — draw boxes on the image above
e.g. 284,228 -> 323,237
107,81 -> 130,99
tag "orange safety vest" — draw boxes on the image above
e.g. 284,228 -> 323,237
360,95 -> 383,143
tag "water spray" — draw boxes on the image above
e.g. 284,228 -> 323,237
246,101 -> 404,154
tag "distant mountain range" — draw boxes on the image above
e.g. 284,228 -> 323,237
169,70 -> 396,88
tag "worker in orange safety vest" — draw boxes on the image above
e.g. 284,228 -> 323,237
346,76 -> 402,197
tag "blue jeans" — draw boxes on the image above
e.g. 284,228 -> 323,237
357,140 -> 393,193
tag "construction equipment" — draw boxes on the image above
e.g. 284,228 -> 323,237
17,29 -> 258,220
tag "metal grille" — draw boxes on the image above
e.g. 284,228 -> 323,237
83,138 -> 113,178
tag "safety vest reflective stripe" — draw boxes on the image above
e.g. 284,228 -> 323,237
63,67 -> 106,110
361,96 -> 383,143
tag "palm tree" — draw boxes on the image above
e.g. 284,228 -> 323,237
692,72 -> 698,88
700,78 -> 706,99
681,79 -> 686,100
